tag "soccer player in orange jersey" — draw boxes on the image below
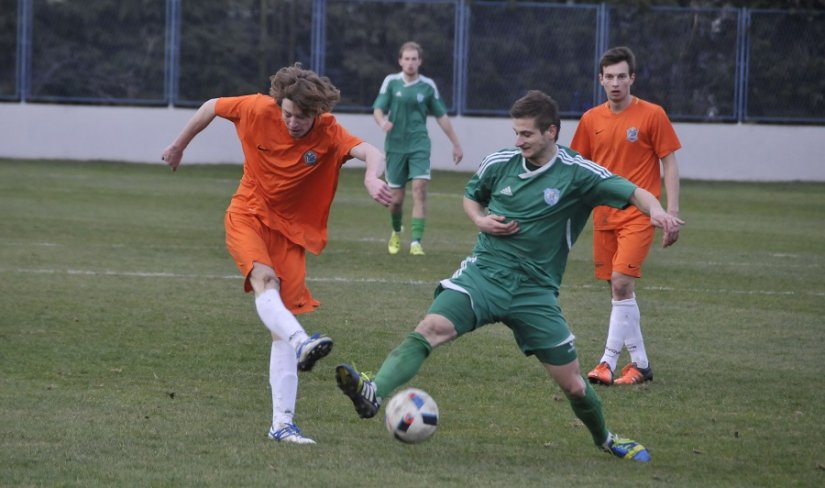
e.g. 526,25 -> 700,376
570,47 -> 682,386
162,64 -> 392,444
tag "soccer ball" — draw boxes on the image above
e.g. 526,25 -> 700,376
383,388 -> 439,444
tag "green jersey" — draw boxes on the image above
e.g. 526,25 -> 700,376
373,73 -> 448,154
464,145 -> 637,290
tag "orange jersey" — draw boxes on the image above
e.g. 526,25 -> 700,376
215,94 -> 362,254
570,96 -> 680,229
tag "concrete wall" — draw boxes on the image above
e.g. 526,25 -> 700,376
2,103 -> 824,181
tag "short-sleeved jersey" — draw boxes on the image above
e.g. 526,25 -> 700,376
215,94 -> 362,254
464,145 -> 637,290
373,73 -> 448,154
570,96 -> 680,230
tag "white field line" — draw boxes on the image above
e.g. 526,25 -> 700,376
2,267 -> 823,297
2,240 -> 818,268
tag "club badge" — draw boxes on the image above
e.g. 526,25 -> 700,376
303,151 -> 318,165
544,188 -> 560,206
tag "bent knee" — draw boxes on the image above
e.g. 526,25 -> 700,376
414,314 -> 456,347
249,264 -> 280,293
610,273 -> 635,296
563,380 -> 587,399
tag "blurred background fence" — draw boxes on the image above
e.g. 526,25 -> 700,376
2,0 -> 824,124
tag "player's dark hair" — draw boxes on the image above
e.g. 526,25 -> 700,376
600,46 -> 636,75
269,62 -> 341,116
510,90 -> 561,141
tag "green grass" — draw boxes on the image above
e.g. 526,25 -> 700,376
1,159 -> 823,487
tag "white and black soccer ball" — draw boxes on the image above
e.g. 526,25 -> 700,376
384,388 -> 439,443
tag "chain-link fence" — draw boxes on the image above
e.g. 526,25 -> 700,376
2,0 -> 823,123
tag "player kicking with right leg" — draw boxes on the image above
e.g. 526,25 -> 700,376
335,90 -> 680,461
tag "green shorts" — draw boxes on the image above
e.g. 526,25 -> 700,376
385,150 -> 431,188
427,257 -> 578,366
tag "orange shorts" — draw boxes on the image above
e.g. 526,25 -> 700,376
224,211 -> 320,315
593,218 -> 654,281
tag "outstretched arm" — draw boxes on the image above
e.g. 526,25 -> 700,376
161,98 -> 218,171
350,142 -> 392,207
629,187 -> 685,248
436,115 -> 463,165
463,197 -> 519,236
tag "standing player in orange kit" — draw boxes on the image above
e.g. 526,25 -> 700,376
162,63 -> 392,443
570,46 -> 682,386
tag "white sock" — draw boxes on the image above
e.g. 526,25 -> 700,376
619,295 -> 648,369
270,340 -> 298,427
602,432 -> 615,449
599,299 -> 627,371
255,289 -> 308,349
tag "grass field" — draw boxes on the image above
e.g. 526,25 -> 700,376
1,158 -> 823,487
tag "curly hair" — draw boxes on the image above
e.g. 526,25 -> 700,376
269,63 -> 341,116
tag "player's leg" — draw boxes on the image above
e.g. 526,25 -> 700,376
336,260 -> 490,419
225,213 -> 314,346
265,340 -> 316,444
408,151 -> 432,255
611,221 -> 654,385
409,179 -> 428,255
225,213 -> 325,443
516,293 -> 649,462
335,308 -> 461,419
385,152 -> 408,255
241,241 -> 330,370
543,358 -> 650,462
588,229 -> 621,385
371,271 -> 487,400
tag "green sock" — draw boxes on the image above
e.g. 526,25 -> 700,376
568,381 -> 609,446
374,332 -> 432,399
411,217 -> 426,242
391,213 -> 403,233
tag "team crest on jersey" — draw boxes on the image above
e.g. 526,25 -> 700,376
417,93 -> 425,103
543,188 -> 561,206
626,127 -> 639,143
303,151 -> 318,165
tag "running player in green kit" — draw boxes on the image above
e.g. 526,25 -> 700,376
337,90 -> 683,461
373,41 -> 463,256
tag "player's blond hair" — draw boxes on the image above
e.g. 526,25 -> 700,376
398,41 -> 423,59
269,63 -> 341,116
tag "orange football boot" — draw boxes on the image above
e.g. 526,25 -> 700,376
587,362 -> 614,385
614,362 -> 653,385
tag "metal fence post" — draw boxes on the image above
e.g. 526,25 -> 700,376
17,0 -> 32,102
593,3 -> 608,107
311,0 -> 325,75
454,0 -> 467,115
737,7 -> 750,123
164,0 -> 181,106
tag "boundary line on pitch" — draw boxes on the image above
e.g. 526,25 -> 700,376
3,267 -> 823,297
2,240 -> 819,269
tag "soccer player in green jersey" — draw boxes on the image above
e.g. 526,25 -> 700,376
336,90 -> 684,461
373,41 -> 463,256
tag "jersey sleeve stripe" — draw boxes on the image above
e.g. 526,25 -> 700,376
420,75 -> 441,99
476,149 -> 520,178
379,73 -> 403,94
557,148 -> 613,178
